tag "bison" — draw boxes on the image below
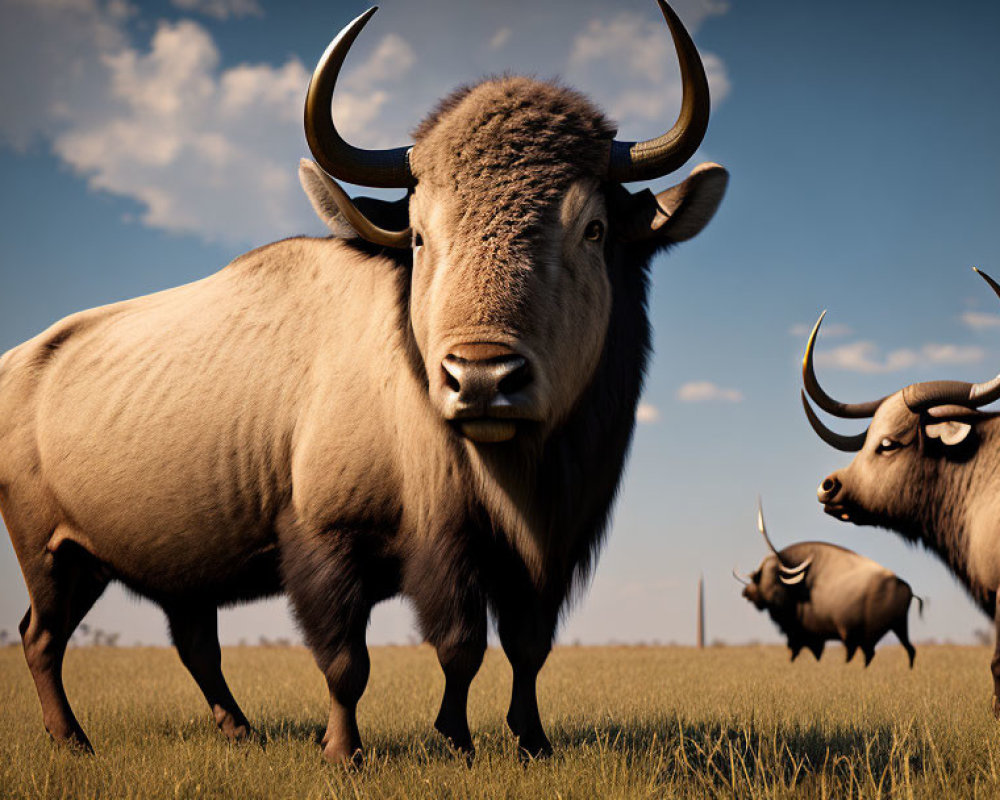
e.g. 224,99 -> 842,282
0,1 -> 727,763
802,268 -> 1000,709
735,501 -> 921,666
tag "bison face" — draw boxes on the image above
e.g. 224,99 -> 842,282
801,278 -> 1000,537
298,3 -> 728,446
742,558 -> 799,611
816,392 -> 982,531
405,169 -> 613,444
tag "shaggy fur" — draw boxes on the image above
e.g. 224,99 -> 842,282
740,541 -> 919,667
0,76 -> 725,761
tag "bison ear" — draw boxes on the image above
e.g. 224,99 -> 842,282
924,418 -> 973,446
298,159 -> 410,241
614,162 -> 728,245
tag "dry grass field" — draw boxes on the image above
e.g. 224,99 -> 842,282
2,643 -> 1000,798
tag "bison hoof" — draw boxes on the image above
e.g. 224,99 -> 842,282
515,735 -> 553,762
52,729 -> 94,755
322,740 -> 365,768
434,718 -> 475,762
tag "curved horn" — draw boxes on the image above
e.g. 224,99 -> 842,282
757,498 -> 781,557
305,7 -> 414,189
606,0 -> 710,183
902,268 -> 1000,411
732,568 -> 750,586
802,311 -> 886,418
801,392 -> 868,452
779,570 -> 808,586
779,555 -> 813,575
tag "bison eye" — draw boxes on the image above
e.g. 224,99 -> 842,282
877,437 -> 902,454
583,220 -> 605,243
413,232 -> 424,249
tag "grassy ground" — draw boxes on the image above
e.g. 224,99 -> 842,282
1,643 -> 999,798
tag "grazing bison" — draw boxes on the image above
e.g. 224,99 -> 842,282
802,268 -> 1000,709
0,1 -> 727,763
735,502 -> 921,666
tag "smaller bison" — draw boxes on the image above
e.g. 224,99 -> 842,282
734,501 -> 922,666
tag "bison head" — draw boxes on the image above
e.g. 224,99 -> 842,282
297,2 -> 727,445
734,500 -> 813,610
802,269 -> 1000,537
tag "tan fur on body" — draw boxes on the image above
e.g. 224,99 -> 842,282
0,73 -> 727,760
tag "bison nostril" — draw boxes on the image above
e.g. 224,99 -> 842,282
442,362 -> 461,393
497,358 -> 531,395
822,479 -> 835,492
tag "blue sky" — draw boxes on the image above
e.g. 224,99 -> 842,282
1,0 -> 999,648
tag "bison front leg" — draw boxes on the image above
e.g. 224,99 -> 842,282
281,526 -> 388,766
494,595 -> 556,759
405,538 -> 487,758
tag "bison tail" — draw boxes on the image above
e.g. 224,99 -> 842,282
914,594 -> 927,618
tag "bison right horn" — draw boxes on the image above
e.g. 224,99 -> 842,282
606,0 -> 710,183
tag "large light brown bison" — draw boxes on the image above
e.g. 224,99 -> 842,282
802,269 -> 1000,712
735,502 -> 921,666
0,1 -> 727,763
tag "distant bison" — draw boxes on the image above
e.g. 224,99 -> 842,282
735,502 -> 922,666
802,268 -> 1000,708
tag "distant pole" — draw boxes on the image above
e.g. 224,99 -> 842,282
697,574 -> 705,649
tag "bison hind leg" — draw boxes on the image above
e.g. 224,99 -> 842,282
844,642 -> 857,663
892,618 -> 916,668
17,536 -> 110,752
808,640 -> 824,661
862,647 -> 876,667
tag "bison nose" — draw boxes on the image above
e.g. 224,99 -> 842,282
817,475 -> 841,503
440,347 -> 531,412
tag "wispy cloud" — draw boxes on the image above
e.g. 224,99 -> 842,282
816,341 -> 985,374
0,0 -> 413,246
489,26 -> 512,51
789,321 -> 853,339
171,0 -> 262,20
566,7 -> 730,127
635,402 -> 660,423
677,381 -> 743,403
961,311 -> 1000,330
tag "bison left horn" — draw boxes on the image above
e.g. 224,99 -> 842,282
732,567 -> 750,586
901,269 -> 1000,411
758,498 -> 812,574
305,7 -> 414,189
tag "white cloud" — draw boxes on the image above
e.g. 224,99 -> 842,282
816,341 -> 985,374
0,0 -> 414,246
635,402 -> 660,423
677,381 -> 743,403
789,321 -> 853,339
961,311 -> 1000,330
567,8 -> 730,128
489,26 -> 512,51
171,0 -> 262,20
